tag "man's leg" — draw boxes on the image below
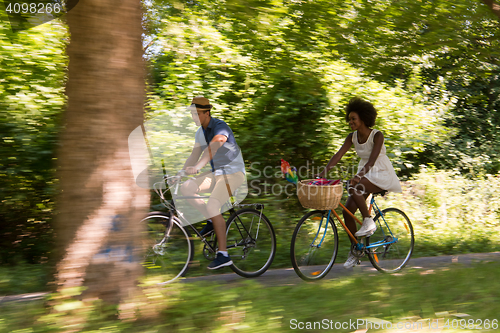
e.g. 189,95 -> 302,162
206,196 -> 233,269
206,172 -> 245,252
205,173 -> 245,269
180,174 -> 213,219
206,197 -> 226,249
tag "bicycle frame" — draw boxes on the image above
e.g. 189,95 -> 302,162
152,174 -> 265,255
365,197 -> 399,248
314,182 -> 399,252
308,210 -> 332,248
225,203 -> 265,257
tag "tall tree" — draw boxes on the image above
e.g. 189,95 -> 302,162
54,0 -> 148,311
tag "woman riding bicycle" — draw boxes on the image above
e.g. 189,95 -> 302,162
317,97 -> 402,269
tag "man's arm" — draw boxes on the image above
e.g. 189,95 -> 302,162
183,144 -> 203,170
185,135 -> 227,174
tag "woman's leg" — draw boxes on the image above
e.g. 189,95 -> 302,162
342,196 -> 358,246
343,178 -> 381,267
343,190 -> 371,244
350,177 -> 382,219
343,189 -> 370,268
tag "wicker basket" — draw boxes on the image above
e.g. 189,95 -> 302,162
297,180 -> 343,210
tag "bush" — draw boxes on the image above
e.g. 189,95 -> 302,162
374,167 -> 500,256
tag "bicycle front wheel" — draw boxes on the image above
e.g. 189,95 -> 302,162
141,212 -> 194,284
290,210 -> 339,281
225,208 -> 276,278
366,208 -> 414,273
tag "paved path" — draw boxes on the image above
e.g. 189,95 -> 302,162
2,252 -> 499,304
182,252 -> 500,286
0,291 -> 49,305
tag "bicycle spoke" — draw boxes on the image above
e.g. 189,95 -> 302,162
226,208 -> 276,277
367,208 -> 414,273
140,213 -> 193,284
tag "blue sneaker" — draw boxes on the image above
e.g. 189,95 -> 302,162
207,253 -> 233,270
200,220 -> 213,235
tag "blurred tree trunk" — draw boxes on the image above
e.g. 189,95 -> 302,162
483,0 -> 500,19
54,0 -> 148,307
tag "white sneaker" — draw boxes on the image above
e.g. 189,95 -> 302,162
343,251 -> 359,269
355,217 -> 377,237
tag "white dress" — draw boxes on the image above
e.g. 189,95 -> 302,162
352,129 -> 402,193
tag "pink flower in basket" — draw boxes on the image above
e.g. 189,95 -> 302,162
308,178 -> 341,186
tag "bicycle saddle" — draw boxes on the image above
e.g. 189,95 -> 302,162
373,190 -> 388,197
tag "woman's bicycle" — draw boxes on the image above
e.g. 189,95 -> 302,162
290,180 -> 414,281
141,171 -> 276,284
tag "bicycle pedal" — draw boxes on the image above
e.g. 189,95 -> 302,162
356,259 -> 361,265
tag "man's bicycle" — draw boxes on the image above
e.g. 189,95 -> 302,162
141,171 -> 276,284
290,180 -> 414,281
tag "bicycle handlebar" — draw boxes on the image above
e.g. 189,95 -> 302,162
161,169 -> 195,184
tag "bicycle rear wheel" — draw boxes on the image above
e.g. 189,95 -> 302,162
290,210 -> 339,281
366,208 -> 414,273
141,212 -> 194,284
225,208 -> 276,278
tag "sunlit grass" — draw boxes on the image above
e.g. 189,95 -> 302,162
1,262 -> 500,332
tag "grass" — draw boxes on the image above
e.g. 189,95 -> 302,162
0,263 -> 51,295
1,262 -> 500,332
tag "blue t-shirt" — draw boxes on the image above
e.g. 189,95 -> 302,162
194,117 -> 246,175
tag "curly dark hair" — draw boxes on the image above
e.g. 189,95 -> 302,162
344,97 -> 377,127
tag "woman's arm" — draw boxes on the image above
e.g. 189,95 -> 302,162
352,131 -> 383,183
317,133 -> 353,178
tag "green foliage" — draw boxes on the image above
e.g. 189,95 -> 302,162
0,14 -> 67,264
328,0 -> 500,175
337,0 -> 500,80
192,0 -> 500,176
414,71 -> 500,176
0,263 -> 50,295
144,0 -> 446,184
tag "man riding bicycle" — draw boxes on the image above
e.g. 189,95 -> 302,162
181,96 -> 246,270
